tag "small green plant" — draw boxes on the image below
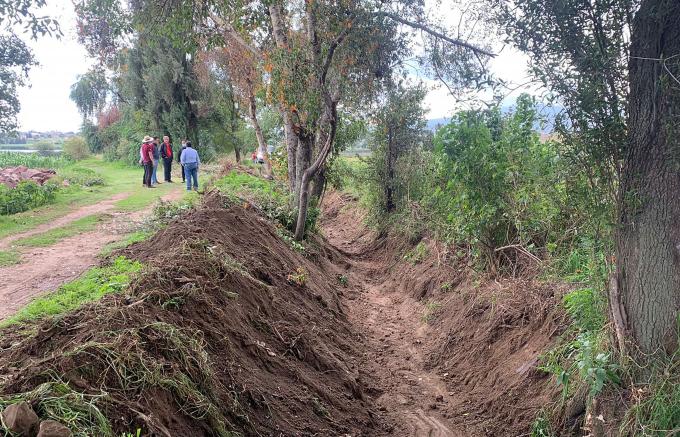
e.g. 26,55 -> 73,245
421,300 -> 441,323
337,274 -> 349,287
120,429 -> 142,437
150,198 -> 195,223
277,228 -> 306,253
440,281 -> 452,292
287,266 -> 308,286
530,412 -> 554,437
404,241 -> 429,264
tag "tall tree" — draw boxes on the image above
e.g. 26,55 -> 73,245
371,83 -> 427,212
493,0 -> 680,358
617,0 -> 680,357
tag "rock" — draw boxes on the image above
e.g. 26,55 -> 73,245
37,420 -> 72,437
1,401 -> 39,435
435,394 -> 444,403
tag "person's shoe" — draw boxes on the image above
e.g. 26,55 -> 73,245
193,187 -> 198,191
148,185 -> 156,188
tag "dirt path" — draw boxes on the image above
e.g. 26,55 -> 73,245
321,194 -> 463,437
0,192 -> 130,249
0,189 -> 184,321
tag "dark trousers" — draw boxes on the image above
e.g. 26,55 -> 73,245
143,162 -> 153,187
180,163 -> 185,182
162,157 -> 173,181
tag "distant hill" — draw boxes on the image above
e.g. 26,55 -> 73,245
426,103 -> 563,134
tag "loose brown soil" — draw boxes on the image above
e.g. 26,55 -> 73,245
0,184 -> 569,436
0,189 -> 183,321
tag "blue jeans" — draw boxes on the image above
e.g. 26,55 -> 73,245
151,159 -> 159,184
184,162 -> 198,190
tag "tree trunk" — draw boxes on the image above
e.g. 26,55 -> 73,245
282,109 -> 298,192
616,0 -> 680,357
228,82 -> 241,163
247,91 -> 273,178
385,125 -> 395,212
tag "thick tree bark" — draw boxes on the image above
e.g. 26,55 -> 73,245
616,0 -> 680,357
294,100 -> 338,240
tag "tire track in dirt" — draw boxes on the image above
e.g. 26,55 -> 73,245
0,189 -> 184,321
0,192 -> 130,249
321,193 -> 463,437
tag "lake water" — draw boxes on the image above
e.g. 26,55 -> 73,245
0,149 -> 62,154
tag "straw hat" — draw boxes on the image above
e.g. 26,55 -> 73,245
142,135 -> 153,143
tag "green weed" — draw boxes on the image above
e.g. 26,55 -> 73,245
421,300 -> 441,323
0,381 -> 113,437
337,274 -> 349,287
100,231 -> 153,257
440,281 -> 452,292
287,266 -> 308,286
0,249 -> 20,266
404,242 -> 429,264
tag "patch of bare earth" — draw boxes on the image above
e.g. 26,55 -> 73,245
0,189 -> 184,321
321,191 -> 567,436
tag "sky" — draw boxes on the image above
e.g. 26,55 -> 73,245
15,0 -> 533,132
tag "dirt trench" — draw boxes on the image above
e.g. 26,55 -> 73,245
320,191 -> 566,436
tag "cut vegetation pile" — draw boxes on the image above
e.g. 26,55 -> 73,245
0,193 -> 382,436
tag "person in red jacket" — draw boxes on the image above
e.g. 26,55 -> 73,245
140,135 -> 155,188
160,135 -> 174,182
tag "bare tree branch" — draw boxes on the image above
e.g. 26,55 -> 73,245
375,11 -> 495,57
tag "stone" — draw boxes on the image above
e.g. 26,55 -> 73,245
37,420 -> 72,437
1,401 -> 39,435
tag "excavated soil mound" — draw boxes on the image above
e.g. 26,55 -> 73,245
0,193 -> 382,436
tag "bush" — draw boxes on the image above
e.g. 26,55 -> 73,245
0,180 -> 59,215
61,167 -> 104,187
33,140 -> 56,156
62,136 -> 90,160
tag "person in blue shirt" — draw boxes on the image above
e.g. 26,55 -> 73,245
179,141 -> 200,191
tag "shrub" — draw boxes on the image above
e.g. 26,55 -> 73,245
62,136 -> 90,160
61,167 -> 104,187
33,140 -> 56,156
0,180 -> 59,215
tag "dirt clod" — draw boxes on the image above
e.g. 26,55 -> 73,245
1,401 -> 39,435
36,420 -> 72,437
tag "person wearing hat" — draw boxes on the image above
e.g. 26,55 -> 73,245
179,141 -> 200,191
140,135 -> 156,188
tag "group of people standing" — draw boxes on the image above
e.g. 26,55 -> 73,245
140,135 -> 200,191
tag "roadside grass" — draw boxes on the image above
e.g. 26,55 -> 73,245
0,256 -> 142,327
0,249 -> 20,266
100,230 -> 152,258
13,214 -> 107,248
